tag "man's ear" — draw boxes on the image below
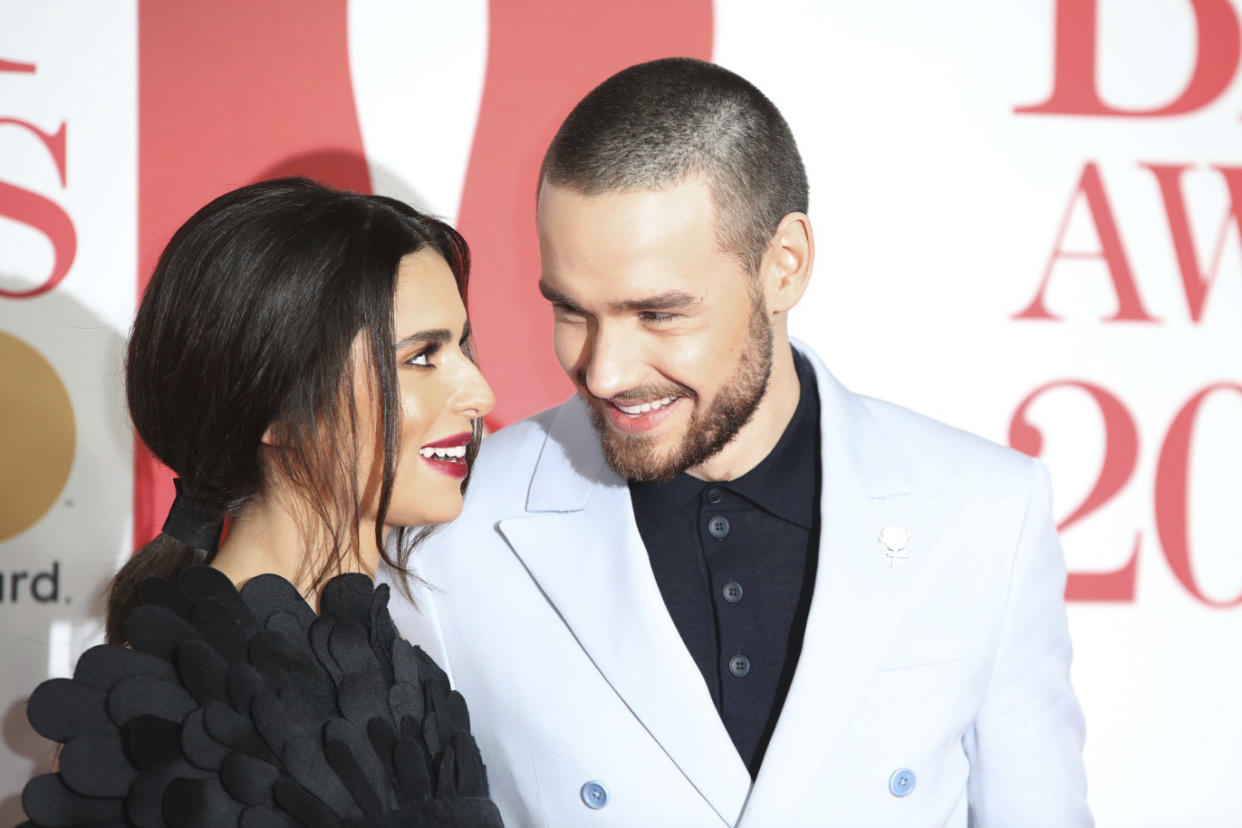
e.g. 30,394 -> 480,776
759,212 -> 814,314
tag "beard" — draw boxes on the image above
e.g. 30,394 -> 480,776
586,298 -> 774,483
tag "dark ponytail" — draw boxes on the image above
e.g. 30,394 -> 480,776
107,178 -> 474,643
105,537 -> 205,644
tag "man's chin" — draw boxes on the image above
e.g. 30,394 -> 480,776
605,447 -> 684,483
594,422 -> 686,482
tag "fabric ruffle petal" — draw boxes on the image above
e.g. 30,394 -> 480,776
21,566 -> 503,827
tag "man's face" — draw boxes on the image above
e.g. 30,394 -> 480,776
537,177 -> 773,482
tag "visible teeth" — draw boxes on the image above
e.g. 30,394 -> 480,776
616,395 -> 677,416
419,445 -> 467,460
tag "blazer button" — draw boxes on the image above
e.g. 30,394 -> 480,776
581,780 -> 610,810
728,653 -> 750,677
722,580 -> 743,604
708,515 -> 730,539
889,767 -> 916,797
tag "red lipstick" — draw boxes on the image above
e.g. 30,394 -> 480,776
419,431 -> 473,479
422,431 -> 473,448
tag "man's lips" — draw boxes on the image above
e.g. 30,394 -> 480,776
602,395 -> 684,434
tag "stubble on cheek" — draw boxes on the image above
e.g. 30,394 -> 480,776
585,302 -> 773,483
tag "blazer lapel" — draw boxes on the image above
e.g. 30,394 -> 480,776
497,398 -> 751,825
741,347 -> 943,825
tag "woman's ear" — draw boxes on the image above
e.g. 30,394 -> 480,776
760,212 -> 814,314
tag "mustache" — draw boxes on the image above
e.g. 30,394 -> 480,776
598,382 -> 697,402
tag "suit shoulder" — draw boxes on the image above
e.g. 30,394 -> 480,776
860,395 -> 1039,496
477,403 -> 562,460
457,398 -> 575,510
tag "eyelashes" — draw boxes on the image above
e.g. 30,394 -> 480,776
404,343 -> 440,368
403,336 -> 473,369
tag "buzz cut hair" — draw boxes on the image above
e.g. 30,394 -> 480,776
539,57 -> 809,275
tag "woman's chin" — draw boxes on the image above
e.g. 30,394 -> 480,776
387,499 -> 464,531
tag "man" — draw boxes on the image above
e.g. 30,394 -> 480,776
384,57 -> 1091,827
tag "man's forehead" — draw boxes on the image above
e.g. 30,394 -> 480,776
538,177 -> 715,224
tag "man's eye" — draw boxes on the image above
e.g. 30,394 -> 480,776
640,312 -> 676,322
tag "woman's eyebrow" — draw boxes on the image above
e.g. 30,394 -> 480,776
394,329 -> 451,349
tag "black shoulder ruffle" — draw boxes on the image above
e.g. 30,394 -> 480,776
20,566 -> 503,827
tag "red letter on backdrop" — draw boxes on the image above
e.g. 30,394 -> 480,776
0,58 -> 36,73
1014,162 -> 1157,321
1016,0 -> 1240,117
1143,163 -> 1242,322
0,118 -> 77,299
1156,384 -> 1242,608
1010,380 -> 1140,602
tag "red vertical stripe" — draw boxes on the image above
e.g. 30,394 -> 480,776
457,1 -> 713,429
135,1 -> 370,548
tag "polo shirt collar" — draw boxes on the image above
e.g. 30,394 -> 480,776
636,349 -> 819,529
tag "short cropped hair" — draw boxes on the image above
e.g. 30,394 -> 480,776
540,57 -> 809,274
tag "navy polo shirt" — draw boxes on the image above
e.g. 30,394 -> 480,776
629,350 -> 821,777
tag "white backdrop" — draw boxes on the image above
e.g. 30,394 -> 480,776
2,2 -> 1239,826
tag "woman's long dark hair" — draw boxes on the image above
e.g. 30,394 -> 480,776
108,177 -> 476,644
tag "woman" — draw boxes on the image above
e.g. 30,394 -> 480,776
20,178 -> 503,827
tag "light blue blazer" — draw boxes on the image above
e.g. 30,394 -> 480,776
383,342 -> 1092,827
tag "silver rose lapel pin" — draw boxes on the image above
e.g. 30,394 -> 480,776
879,526 -> 911,568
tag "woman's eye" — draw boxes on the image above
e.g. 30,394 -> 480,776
405,349 -> 433,367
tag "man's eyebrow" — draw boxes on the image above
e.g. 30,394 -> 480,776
394,328 -> 451,349
539,280 -> 576,307
539,282 -> 699,314
615,290 -> 699,313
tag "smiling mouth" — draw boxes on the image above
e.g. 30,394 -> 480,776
418,432 -> 472,479
612,395 -> 680,417
600,394 -> 685,434
417,444 -> 467,461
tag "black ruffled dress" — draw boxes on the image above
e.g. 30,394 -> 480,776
19,566 -> 503,827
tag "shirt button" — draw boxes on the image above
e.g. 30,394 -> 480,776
706,487 -> 723,504
708,515 -> 730,539
889,768 -> 916,797
728,654 -> 750,677
581,780 -> 610,809
722,581 -> 743,604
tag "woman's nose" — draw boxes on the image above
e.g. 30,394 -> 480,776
456,358 -> 495,420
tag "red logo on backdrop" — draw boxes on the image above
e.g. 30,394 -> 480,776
130,0 -> 711,549
0,60 -> 77,300
1014,0 -> 1242,606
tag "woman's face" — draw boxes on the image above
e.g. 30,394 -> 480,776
355,248 -> 494,530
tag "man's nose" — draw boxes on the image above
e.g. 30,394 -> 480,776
582,323 -> 643,400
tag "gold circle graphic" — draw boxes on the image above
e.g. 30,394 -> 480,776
0,331 -> 75,541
